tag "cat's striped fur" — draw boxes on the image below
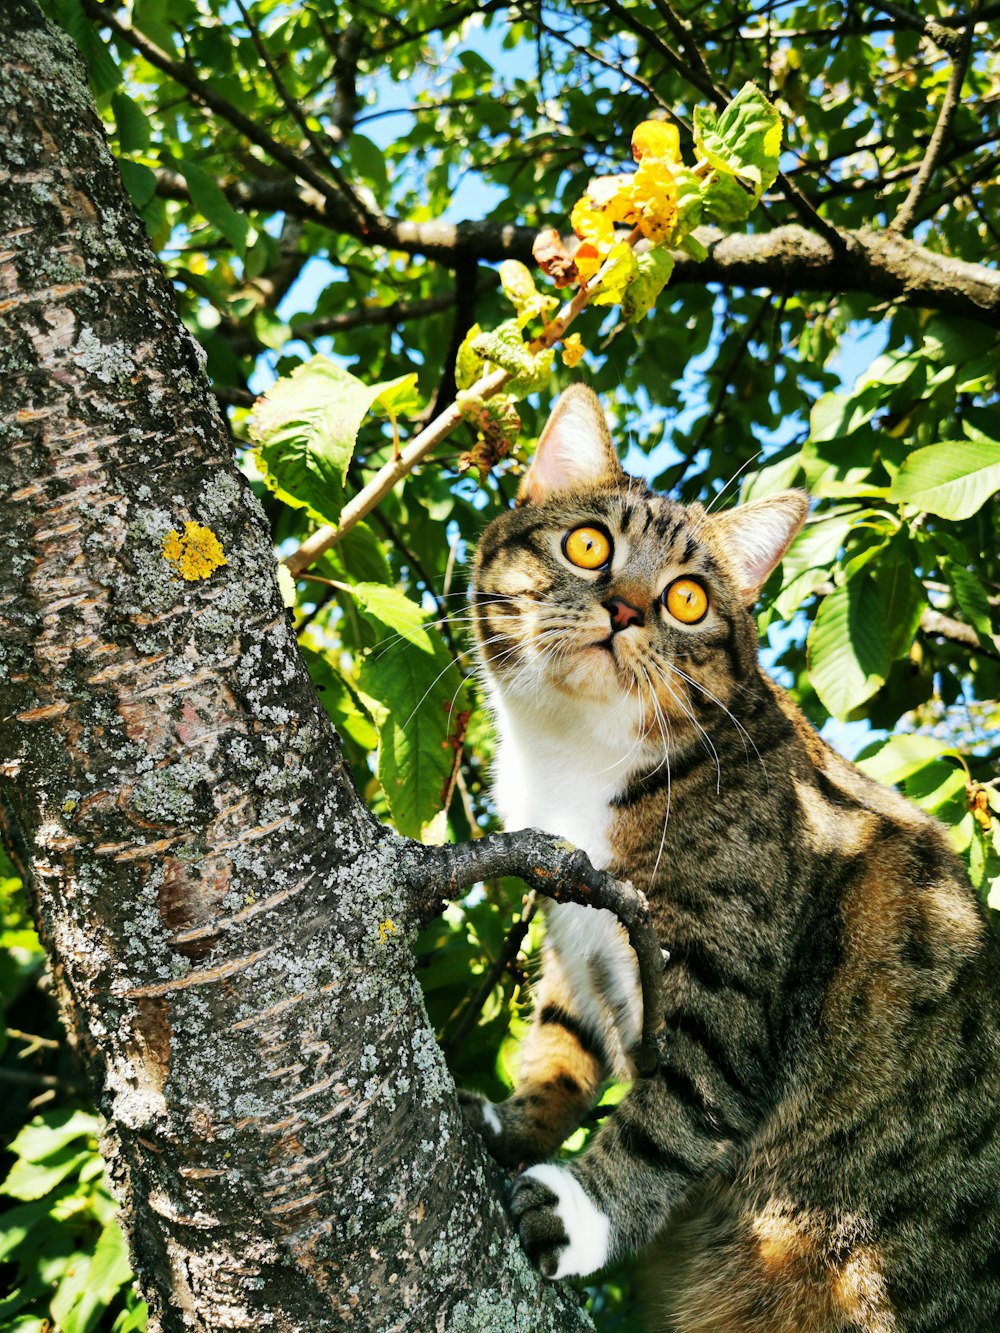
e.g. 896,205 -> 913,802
465,387 -> 1000,1331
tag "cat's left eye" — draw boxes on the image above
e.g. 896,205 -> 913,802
563,526 -> 612,570
663,577 -> 709,624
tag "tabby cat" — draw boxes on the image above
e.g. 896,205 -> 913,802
462,386 -> 1000,1331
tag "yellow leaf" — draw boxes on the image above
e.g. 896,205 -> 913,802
586,173 -> 638,225
570,195 -> 615,249
573,241 -> 603,284
631,120 -> 681,164
629,156 -> 679,245
561,333 -> 586,368
590,241 -> 639,307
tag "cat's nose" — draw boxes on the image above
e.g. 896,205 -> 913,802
604,596 -> 645,633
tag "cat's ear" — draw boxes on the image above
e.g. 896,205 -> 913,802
518,386 -> 625,505
708,491 -> 809,603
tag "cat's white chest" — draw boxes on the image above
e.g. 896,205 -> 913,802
490,691 -> 645,1075
491,695 -> 634,869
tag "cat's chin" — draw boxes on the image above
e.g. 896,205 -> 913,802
549,643 -> 634,704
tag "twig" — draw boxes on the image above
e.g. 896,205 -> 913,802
415,829 -> 667,1077
281,227 -> 643,576
230,0 -> 374,231
865,0 -> 967,56
0,1067 -> 85,1094
445,892 -> 538,1058
890,0 -> 979,234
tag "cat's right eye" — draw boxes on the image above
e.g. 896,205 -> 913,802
562,526 -> 612,570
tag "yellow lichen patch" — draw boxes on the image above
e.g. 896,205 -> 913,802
378,918 -> 397,945
162,521 -> 228,581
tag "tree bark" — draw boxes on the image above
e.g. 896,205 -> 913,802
0,5 -> 592,1329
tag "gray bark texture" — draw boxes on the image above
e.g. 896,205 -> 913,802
0,4 -> 593,1329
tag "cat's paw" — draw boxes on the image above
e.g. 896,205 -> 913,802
457,1090 -> 544,1169
510,1163 -> 611,1279
458,1089 -> 505,1147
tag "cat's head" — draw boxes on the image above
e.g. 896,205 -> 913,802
472,386 -> 807,738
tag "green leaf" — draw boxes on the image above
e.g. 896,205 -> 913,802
349,134 -> 388,195
0,1198 -> 53,1262
8,1109 -> 99,1164
352,585 -> 462,839
874,553 -> 925,661
0,1146 -> 94,1202
887,440 -> 1000,520
299,645 -> 378,754
807,574 -> 888,717
855,734 -> 955,786
369,373 -> 421,421
118,161 -> 157,209
693,82 -> 782,195
51,0 -> 122,96
904,762 -> 968,820
589,241 -> 639,308
699,173 -> 754,224
111,91 -> 151,152
621,248 -> 674,323
250,357 -> 412,528
174,159 -> 250,256
470,320 -> 554,394
949,565 -> 995,645
498,261 -> 558,328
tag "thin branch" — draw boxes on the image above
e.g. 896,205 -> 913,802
282,228 -> 643,575
865,0 -> 967,56
80,0 -> 373,233
890,1 -> 980,234
921,608 -> 1000,662
417,830 -> 667,1076
444,892 -> 538,1058
230,0 -> 372,228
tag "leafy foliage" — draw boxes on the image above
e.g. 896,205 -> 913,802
12,0 -> 1000,1325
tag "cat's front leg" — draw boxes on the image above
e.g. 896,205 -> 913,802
509,1072 -> 745,1278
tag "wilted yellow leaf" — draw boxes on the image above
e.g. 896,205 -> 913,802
629,155 -> 679,244
570,196 -> 615,249
573,241 -> 603,284
586,173 -> 638,225
561,333 -> 586,368
631,120 -> 681,164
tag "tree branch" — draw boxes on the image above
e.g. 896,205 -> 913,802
889,0 -> 979,234
151,173 -> 1000,326
865,0 -> 968,56
416,831 -> 667,1077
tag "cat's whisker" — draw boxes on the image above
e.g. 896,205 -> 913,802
690,448 -> 765,534
371,597 -> 520,662
638,663 -> 673,892
645,657 -> 722,796
658,655 -> 770,793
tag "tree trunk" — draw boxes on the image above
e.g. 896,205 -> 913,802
0,5 -> 591,1328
